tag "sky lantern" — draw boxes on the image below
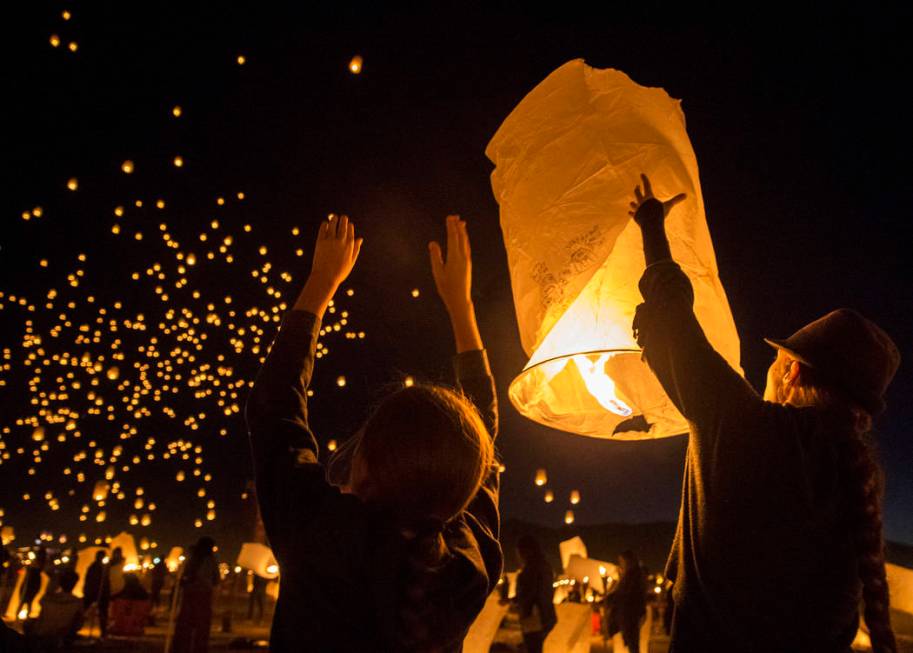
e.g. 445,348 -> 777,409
348,55 -> 363,74
564,510 -> 575,525
486,60 -> 742,439
570,489 -> 581,505
534,468 -> 547,486
544,490 -> 554,504
92,481 -> 109,502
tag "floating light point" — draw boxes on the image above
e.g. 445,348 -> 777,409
172,105 -> 182,118
349,55 -> 363,74
570,489 -> 581,505
67,178 -> 78,191
62,10 -> 71,20
68,42 -> 78,52
411,289 -> 420,298
565,510 -> 575,525
544,489 -> 554,503
50,35 -> 60,48
237,54 -> 246,66
534,468 -> 547,486
121,160 -> 134,174
404,376 -> 414,388
327,440 -> 337,452
173,156 -> 184,168
336,376 -> 346,388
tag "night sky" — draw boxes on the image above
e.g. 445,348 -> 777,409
2,4 -> 910,557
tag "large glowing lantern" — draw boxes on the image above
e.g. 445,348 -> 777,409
486,60 -> 742,439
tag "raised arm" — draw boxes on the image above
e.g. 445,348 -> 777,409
429,216 -> 500,557
630,174 -> 758,430
245,215 -> 363,543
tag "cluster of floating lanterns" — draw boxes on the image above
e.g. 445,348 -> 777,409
0,35 -> 377,548
532,468 -> 582,525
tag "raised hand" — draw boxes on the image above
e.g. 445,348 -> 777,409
294,215 -> 363,318
628,173 -> 687,225
429,215 -> 482,353
428,215 -> 472,315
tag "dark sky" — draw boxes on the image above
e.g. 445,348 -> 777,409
2,4 -> 911,555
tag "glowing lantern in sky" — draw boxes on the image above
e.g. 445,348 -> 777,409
486,60 -> 741,439
544,490 -> 554,504
534,468 -> 547,487
92,481 -> 109,502
349,55 -> 363,74
570,490 -> 581,505
564,510 -> 575,525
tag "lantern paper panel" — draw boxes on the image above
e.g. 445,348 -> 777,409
237,542 -> 279,579
486,59 -> 742,439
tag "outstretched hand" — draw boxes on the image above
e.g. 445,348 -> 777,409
294,214 -> 363,318
429,215 -> 482,353
629,173 -> 687,225
429,215 -> 472,315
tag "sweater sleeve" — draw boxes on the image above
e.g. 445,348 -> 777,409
635,260 -> 760,433
245,310 -> 327,550
453,349 -> 503,589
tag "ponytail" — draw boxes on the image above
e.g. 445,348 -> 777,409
789,364 -> 896,652
839,420 -> 896,653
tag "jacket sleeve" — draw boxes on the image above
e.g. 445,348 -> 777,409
453,349 -> 502,589
634,260 -> 760,433
245,310 -> 327,551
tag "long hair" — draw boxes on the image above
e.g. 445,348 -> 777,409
183,536 -> 215,585
328,383 -> 496,651
778,357 -> 897,653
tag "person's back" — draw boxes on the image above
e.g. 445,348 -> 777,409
27,570 -> 82,647
247,215 -> 502,651
628,175 -> 901,652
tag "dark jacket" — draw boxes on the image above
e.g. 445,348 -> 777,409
516,557 -> 557,634
605,566 -> 646,635
635,261 -> 860,653
246,310 -> 502,652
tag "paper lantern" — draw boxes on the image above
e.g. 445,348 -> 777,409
544,490 -> 554,504
534,468 -> 547,487
237,542 -> 279,579
564,510 -> 575,525
569,489 -> 581,505
486,60 -> 741,439
559,536 -> 587,571
92,481 -> 109,502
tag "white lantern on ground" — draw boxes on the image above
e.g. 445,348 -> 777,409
486,60 -> 742,439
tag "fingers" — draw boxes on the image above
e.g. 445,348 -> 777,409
320,219 -> 331,239
445,215 -> 459,260
459,220 -> 470,258
665,193 -> 687,213
335,215 -> 349,239
634,185 -> 643,203
428,241 -> 444,277
640,173 -> 653,197
352,237 -> 364,263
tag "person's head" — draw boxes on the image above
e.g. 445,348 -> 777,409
58,570 -> 79,594
330,383 -> 495,650
110,547 -> 123,563
333,383 -> 495,530
516,534 -> 545,568
123,573 -> 141,588
764,309 -> 900,652
617,550 -> 638,575
94,550 -> 106,563
192,537 -> 215,558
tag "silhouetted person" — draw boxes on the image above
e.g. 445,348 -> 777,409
19,547 -> 47,619
170,537 -> 219,653
515,535 -> 557,653
150,558 -> 167,610
25,569 -> 83,651
82,550 -> 109,638
246,574 -> 267,623
605,550 -> 647,653
630,174 -> 901,651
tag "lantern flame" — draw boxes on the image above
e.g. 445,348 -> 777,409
571,354 -> 632,417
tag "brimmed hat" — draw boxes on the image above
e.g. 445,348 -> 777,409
765,308 -> 900,416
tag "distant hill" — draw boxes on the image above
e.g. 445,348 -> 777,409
502,519 -> 913,576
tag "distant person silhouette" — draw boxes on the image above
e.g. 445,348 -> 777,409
605,550 -> 646,653
515,534 -> 557,653
170,537 -> 219,653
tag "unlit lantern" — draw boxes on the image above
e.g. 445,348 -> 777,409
486,60 -> 742,439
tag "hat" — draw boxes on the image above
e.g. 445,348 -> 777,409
765,309 -> 900,415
